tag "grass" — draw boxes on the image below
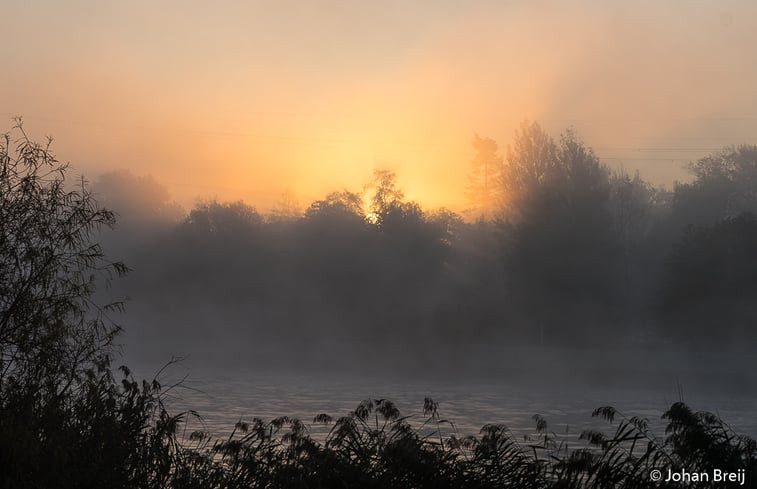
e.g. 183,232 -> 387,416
4,122 -> 756,488
151,390 -> 757,489
3,360 -> 756,489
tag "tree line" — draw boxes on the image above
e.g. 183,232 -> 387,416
88,120 -> 757,365
3,119 -> 757,487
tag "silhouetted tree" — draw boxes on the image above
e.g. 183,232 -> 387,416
0,122 -> 183,489
91,124 -> 757,362
183,199 -> 262,236
305,190 -> 365,223
610,170 -> 659,254
167,200 -> 266,328
0,121 -> 127,391
502,120 -> 559,222
503,123 -> 619,343
608,169 -> 670,326
365,169 -> 404,226
661,212 -> 757,344
91,169 -> 184,226
465,135 -> 504,220
269,189 -> 303,222
670,145 -> 757,228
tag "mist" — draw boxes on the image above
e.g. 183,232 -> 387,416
87,123 -> 757,396
6,2 -> 757,485
3,1 -> 757,214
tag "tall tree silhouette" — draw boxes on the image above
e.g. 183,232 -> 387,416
365,169 -> 404,226
503,123 -> 618,343
465,135 -> 504,220
502,120 -> 559,222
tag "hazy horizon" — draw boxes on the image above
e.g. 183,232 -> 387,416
5,3 -> 757,487
4,1 -> 757,213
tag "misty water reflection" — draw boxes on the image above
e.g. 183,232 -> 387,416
141,367 -> 757,443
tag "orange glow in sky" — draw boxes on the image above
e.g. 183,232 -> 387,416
2,1 -> 757,214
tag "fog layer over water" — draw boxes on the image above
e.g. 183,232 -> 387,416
94,124 -> 757,436
131,366 -> 757,443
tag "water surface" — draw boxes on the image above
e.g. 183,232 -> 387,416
141,365 -> 757,444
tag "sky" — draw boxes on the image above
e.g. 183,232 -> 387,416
2,0 -> 757,213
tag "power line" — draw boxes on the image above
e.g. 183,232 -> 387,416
3,113 -> 756,159
0,113 -> 449,149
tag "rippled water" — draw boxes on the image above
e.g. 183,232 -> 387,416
140,366 -> 757,444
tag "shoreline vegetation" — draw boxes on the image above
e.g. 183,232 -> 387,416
4,360 -> 757,489
2,120 -> 757,487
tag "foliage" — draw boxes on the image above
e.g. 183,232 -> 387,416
365,169 -> 404,225
184,200 -> 263,236
465,135 -> 504,220
0,121 -> 182,489
114,397 -> 756,489
90,169 -> 185,226
0,364 -> 196,489
502,120 -> 559,221
503,123 -> 620,342
661,212 -> 757,343
2,121 -> 757,488
95,123 -> 757,353
0,120 -> 127,393
670,145 -> 757,228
